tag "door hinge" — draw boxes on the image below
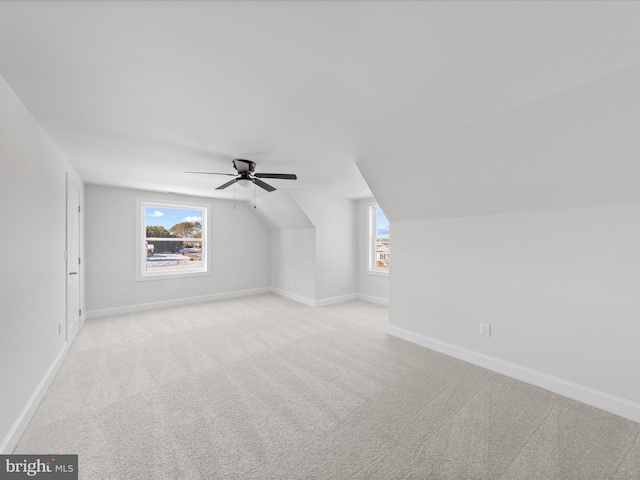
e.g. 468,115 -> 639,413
79,309 -> 82,316
79,257 -> 81,264
78,205 -> 81,213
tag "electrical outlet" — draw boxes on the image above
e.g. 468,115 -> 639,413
118,288 -> 125,296
231,277 -> 236,284
480,323 -> 491,337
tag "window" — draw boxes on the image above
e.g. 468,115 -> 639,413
369,205 -> 389,275
136,199 -> 210,280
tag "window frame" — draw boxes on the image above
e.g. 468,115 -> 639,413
135,198 -> 211,281
368,204 -> 389,276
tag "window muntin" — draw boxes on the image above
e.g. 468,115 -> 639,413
369,205 -> 389,275
138,200 -> 208,279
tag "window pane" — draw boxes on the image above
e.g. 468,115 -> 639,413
375,208 -> 389,269
144,205 -> 205,275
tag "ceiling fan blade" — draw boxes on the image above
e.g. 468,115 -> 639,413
185,171 -> 236,176
254,173 -> 297,180
252,178 -> 276,192
215,178 -> 238,190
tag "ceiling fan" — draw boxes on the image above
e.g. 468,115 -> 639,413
185,159 -> 297,192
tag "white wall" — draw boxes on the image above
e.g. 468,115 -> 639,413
270,228 -> 317,303
358,65 -> 640,422
252,190 -> 317,304
255,190 -> 358,306
357,198 -> 389,304
0,76 -> 85,452
391,205 -> 640,406
85,185 -> 270,316
290,191 -> 357,303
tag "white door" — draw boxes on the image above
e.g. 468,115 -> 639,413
66,175 -> 81,343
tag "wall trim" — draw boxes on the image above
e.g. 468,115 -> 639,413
387,324 -> 640,425
1,343 -> 69,454
271,289 -> 388,308
315,293 -> 358,307
356,293 -> 389,306
86,287 -> 271,319
87,287 -> 387,319
270,287 -> 316,307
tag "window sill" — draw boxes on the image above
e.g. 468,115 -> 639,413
367,269 -> 389,277
136,269 -> 211,282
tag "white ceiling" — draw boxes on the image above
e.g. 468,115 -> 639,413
2,1 -> 640,201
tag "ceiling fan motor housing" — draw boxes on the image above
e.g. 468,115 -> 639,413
233,159 -> 256,173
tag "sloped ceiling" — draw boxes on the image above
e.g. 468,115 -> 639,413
253,190 -> 313,231
1,1 -> 640,201
358,64 -> 640,221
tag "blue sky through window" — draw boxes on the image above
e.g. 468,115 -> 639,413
145,206 -> 202,231
377,208 -> 389,238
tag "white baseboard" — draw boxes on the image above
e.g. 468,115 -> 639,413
356,293 -> 389,306
315,293 -> 358,307
1,343 -> 69,454
86,287 -> 271,319
387,324 -> 640,425
270,287 -> 316,307
271,289 -> 388,308
85,287 -> 385,318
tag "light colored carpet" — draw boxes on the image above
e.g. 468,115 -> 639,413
15,294 -> 640,479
